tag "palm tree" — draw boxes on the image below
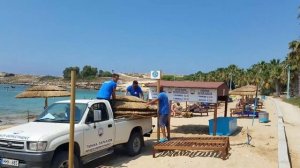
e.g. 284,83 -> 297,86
287,40 -> 300,96
226,64 -> 239,89
268,59 -> 283,96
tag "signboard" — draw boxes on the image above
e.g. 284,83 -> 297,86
150,70 -> 161,79
149,87 -> 217,103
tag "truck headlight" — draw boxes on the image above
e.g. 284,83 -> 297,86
27,141 -> 47,151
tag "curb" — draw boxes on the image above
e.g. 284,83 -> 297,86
270,97 -> 291,168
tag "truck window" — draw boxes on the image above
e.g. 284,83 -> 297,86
36,103 -> 87,123
90,103 -> 109,121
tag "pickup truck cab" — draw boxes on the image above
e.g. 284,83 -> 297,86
0,99 -> 153,168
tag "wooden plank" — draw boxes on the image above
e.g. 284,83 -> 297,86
213,103 -> 218,136
154,146 -> 225,151
224,95 -> 228,117
157,79 -> 160,141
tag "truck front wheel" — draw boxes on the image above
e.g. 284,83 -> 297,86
51,151 -> 80,168
126,132 -> 143,156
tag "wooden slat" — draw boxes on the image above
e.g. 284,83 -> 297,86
153,136 -> 230,160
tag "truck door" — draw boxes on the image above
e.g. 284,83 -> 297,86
83,102 -> 114,155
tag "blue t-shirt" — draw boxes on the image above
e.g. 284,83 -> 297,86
158,92 -> 169,115
96,80 -> 117,99
127,85 -> 143,97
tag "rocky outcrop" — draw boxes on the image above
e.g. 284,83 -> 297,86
0,72 -> 15,77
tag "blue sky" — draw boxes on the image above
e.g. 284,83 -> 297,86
0,0 -> 299,76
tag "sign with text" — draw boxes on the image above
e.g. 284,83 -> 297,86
149,87 -> 217,103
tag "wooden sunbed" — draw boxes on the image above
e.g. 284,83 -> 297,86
230,108 -> 243,117
153,137 -> 230,160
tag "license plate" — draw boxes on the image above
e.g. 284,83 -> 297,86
0,158 -> 19,166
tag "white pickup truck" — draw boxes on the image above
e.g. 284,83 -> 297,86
0,99 -> 153,168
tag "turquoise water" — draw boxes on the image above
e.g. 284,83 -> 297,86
0,84 -> 98,118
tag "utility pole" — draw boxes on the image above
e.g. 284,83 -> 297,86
287,65 -> 290,99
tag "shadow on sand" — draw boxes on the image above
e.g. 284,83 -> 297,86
156,150 -> 231,160
84,138 -> 156,168
172,124 -> 209,135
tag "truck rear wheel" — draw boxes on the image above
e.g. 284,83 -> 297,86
51,151 -> 80,168
126,132 -> 143,156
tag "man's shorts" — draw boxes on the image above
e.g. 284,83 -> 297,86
159,114 -> 169,127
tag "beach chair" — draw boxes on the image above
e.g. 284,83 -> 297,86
187,103 -> 209,116
153,137 -> 230,160
257,101 -> 263,109
230,108 -> 243,117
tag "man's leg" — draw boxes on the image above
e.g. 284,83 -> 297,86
159,115 -> 168,142
161,126 -> 167,139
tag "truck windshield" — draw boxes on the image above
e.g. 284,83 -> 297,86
35,103 -> 88,123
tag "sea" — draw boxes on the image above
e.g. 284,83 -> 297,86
0,84 -> 99,124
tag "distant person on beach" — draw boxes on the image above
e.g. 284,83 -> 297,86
126,80 -> 144,99
96,73 -> 119,100
147,86 -> 170,143
171,102 -> 183,117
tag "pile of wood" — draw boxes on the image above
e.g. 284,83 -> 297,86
112,95 -> 157,119
181,112 -> 193,118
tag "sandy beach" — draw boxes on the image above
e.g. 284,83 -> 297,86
1,97 -> 299,168
85,97 -> 280,168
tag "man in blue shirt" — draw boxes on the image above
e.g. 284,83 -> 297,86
96,73 -> 119,100
126,80 -> 144,99
147,86 -> 169,143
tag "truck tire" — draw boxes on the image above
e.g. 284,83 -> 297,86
126,132 -> 143,156
51,151 -> 80,168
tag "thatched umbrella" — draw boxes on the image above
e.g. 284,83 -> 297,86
16,85 -> 70,108
229,85 -> 258,96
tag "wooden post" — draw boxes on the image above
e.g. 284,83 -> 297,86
213,103 -> 218,136
156,79 -> 160,141
167,100 -> 171,140
224,96 -> 228,117
185,101 -> 188,111
44,97 -> 48,109
251,84 -> 259,126
68,70 -> 76,168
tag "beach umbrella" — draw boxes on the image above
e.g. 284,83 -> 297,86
16,85 -> 70,108
229,85 -> 258,96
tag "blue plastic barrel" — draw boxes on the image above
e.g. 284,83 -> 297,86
259,112 -> 269,123
209,117 -> 237,136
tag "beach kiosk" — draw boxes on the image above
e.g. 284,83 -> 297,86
147,81 -> 231,159
147,80 -> 229,135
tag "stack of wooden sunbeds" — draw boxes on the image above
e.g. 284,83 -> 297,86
112,95 -> 157,118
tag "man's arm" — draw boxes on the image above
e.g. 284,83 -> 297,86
112,82 -> 117,99
126,86 -> 130,96
140,90 -> 144,99
112,88 -> 116,99
147,98 -> 158,105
